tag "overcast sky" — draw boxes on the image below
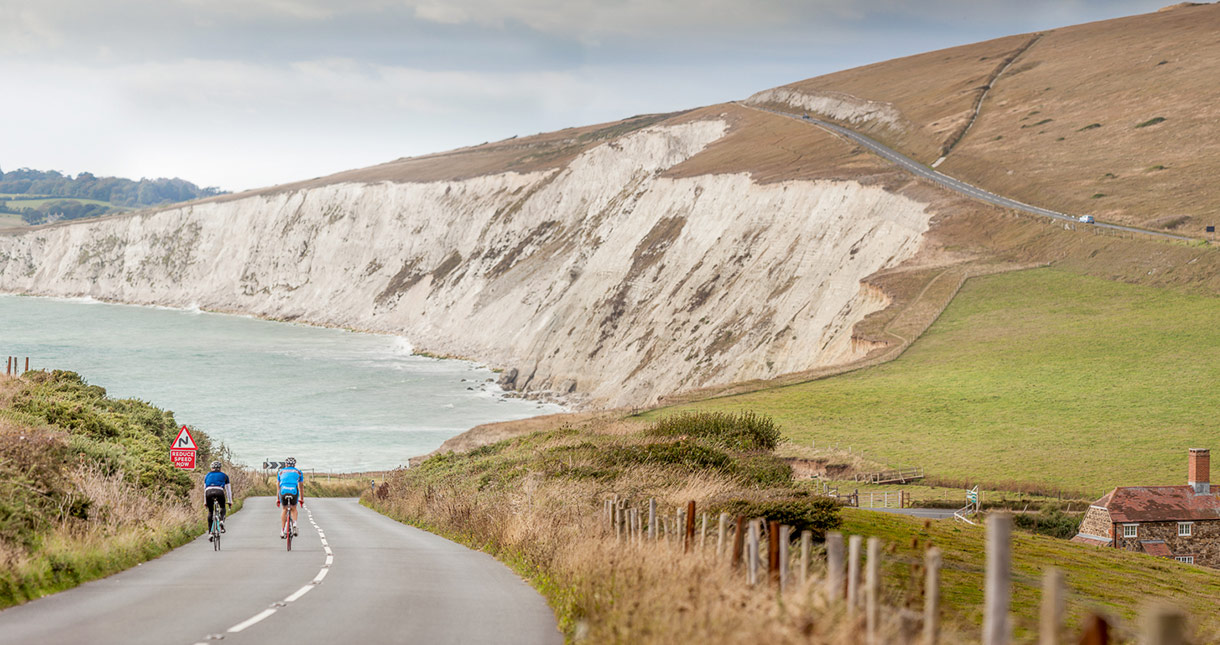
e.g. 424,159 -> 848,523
0,0 -> 1174,192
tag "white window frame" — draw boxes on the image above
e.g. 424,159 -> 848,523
1178,522 -> 1193,537
1176,556 -> 1195,564
1123,524 -> 1138,538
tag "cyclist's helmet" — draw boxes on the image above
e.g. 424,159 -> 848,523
286,457 -> 296,467
210,461 -> 222,471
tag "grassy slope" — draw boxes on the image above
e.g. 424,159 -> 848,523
0,370 -> 244,608
842,508 -> 1220,637
765,4 -> 1220,233
654,267 -> 1220,498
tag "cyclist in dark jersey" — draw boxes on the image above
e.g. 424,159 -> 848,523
204,461 -> 232,541
277,457 -> 305,538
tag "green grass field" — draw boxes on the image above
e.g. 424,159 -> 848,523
842,508 -> 1220,636
1,196 -> 116,209
0,213 -> 24,227
654,268 -> 1220,498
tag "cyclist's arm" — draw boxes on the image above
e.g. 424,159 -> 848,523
224,480 -> 233,503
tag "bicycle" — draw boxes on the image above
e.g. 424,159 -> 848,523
210,513 -> 222,551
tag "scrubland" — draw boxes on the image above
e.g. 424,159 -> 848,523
368,409 -> 1220,642
0,370 -> 247,608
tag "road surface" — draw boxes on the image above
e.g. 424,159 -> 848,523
748,105 -> 1195,243
0,497 -> 560,645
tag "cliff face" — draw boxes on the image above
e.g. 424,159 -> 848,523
0,118 -> 932,407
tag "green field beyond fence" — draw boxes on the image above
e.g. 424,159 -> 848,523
657,268 -> 1220,498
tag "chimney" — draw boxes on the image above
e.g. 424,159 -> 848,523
1189,448 -> 1210,495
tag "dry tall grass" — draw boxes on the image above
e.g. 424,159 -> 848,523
369,420 -> 970,644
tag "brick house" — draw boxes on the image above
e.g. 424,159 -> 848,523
1073,448 -> 1220,566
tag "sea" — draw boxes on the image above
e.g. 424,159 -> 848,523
0,294 -> 563,472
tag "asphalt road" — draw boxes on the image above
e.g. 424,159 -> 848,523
748,105 -> 1196,243
0,497 -> 560,645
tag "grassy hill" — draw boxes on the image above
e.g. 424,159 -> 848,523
753,3 -> 1220,235
649,267 -> 1220,498
0,371 -> 226,607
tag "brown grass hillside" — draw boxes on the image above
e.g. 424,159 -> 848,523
754,3 -> 1220,234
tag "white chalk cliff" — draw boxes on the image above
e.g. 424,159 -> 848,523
0,119 -> 933,407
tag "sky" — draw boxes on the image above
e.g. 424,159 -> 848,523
0,0 -> 1177,192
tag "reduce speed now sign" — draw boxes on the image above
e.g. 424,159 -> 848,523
170,425 -> 197,470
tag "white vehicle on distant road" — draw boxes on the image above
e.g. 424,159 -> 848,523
1078,214 -> 1095,224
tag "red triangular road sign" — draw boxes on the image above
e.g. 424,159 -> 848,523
172,425 -> 197,450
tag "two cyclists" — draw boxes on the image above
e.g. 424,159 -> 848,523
204,461 -> 232,542
277,457 -> 305,538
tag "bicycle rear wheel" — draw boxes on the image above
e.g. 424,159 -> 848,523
285,519 -> 292,552
212,520 -> 221,551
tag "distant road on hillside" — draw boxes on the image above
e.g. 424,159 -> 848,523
0,498 -> 560,645
746,105 -> 1195,243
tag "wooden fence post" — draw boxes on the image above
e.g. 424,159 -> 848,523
748,519 -> 760,586
700,513 -> 708,549
1040,568 -> 1064,645
648,498 -> 657,540
925,547 -> 941,645
24,357 -> 28,372
801,530 -> 815,588
984,513 -> 1013,645
825,531 -> 844,600
685,501 -> 696,553
768,521 -> 781,585
1142,604 -> 1187,645
847,535 -> 862,616
779,525 -> 791,590
866,537 -> 881,645
1078,614 -> 1110,645
731,516 -> 745,570
717,513 -> 729,558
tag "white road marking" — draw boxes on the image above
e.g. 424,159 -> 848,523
284,584 -> 315,603
200,503 -> 334,641
228,608 -> 277,633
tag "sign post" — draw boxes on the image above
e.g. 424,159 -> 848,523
967,486 -> 980,512
170,425 -> 197,470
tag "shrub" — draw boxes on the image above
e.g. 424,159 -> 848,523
1077,123 -> 1102,131
1135,117 -> 1166,128
648,411 -> 781,452
1013,508 -> 1083,539
735,453 -> 793,486
600,441 -> 735,473
716,497 -> 842,539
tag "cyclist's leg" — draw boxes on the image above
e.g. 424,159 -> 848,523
280,495 -> 289,537
290,496 -> 299,535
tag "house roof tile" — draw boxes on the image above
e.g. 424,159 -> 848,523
1141,540 -> 1172,557
1093,486 -> 1220,522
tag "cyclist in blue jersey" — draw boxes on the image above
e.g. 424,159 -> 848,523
204,461 -> 232,541
277,457 -> 305,538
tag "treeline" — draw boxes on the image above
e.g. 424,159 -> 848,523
0,167 -> 226,224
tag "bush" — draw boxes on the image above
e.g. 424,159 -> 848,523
648,411 -> 781,452
600,441 -> 735,473
717,497 -> 842,539
1013,508 -> 1083,539
735,453 -> 792,486
10,370 -> 199,500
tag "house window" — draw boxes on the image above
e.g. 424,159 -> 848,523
1123,524 -> 1138,538
1176,556 -> 1195,564
1178,522 -> 1193,537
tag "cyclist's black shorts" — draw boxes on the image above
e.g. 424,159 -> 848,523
280,493 -> 299,507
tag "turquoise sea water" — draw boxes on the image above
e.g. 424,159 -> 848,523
0,295 -> 562,472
